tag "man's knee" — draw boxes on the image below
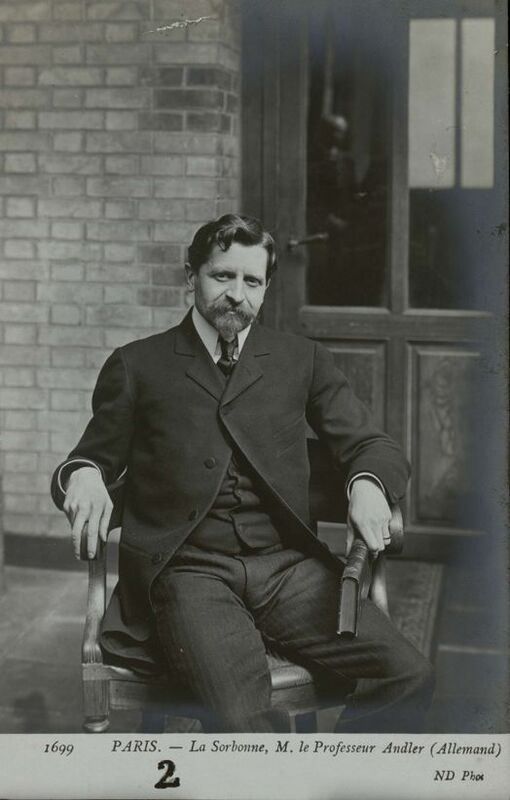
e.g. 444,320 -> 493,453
378,637 -> 435,691
390,647 -> 435,702
395,651 -> 435,709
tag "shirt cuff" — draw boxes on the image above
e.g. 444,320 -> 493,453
57,458 -> 102,495
347,472 -> 387,500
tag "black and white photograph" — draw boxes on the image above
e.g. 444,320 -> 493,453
0,1 -> 508,798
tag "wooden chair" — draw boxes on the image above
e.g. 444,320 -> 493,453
80,440 -> 403,733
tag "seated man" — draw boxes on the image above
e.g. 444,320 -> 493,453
51,213 -> 433,733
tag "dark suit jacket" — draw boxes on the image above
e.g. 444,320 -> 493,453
51,310 -> 409,669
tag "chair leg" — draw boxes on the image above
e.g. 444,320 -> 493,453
295,711 -> 318,733
83,715 -> 110,733
83,678 -> 110,733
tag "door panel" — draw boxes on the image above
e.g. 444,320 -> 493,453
411,347 -> 482,529
329,344 -> 386,429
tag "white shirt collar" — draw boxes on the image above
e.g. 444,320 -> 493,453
191,306 -> 251,364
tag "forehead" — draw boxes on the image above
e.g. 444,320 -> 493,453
206,242 -> 268,276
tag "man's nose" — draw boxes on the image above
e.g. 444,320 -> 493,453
226,278 -> 244,303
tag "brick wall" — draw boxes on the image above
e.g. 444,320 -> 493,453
0,0 -> 241,543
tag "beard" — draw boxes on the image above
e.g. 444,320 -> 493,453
204,299 -> 257,339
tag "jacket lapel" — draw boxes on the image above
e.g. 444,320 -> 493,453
174,311 -> 272,405
220,322 -> 270,407
174,311 -> 224,402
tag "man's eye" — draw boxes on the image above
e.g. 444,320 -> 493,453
245,279 -> 261,287
214,274 -> 229,281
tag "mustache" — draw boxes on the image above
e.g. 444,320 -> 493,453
211,299 -> 254,321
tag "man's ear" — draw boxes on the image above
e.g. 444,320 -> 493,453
184,262 -> 195,290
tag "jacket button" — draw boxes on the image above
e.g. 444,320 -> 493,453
204,457 -> 216,469
188,509 -> 198,521
152,552 -> 163,565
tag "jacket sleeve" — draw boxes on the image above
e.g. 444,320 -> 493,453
305,342 -> 410,504
50,347 -> 135,510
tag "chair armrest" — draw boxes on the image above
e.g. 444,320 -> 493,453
387,504 -> 404,554
368,504 -> 404,616
81,532 -> 107,666
338,504 -> 404,635
78,474 -> 125,666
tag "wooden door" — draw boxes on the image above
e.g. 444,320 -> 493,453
241,0 -> 505,558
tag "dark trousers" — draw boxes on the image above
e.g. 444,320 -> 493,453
151,543 -> 434,733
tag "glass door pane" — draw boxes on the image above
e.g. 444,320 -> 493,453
408,12 -> 496,310
306,2 -> 391,307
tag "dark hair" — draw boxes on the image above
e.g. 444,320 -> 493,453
187,214 -> 277,280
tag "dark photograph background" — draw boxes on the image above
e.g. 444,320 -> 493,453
0,0 -> 507,737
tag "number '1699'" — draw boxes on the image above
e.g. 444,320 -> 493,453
43,741 -> 74,756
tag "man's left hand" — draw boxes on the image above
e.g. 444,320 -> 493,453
346,477 -> 392,557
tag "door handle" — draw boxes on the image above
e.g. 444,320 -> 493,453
287,232 -> 329,251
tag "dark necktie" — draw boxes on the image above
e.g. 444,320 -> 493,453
217,335 -> 238,376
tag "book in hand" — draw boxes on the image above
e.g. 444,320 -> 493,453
336,538 -> 372,638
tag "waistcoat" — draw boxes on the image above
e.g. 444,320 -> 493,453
186,448 -> 284,553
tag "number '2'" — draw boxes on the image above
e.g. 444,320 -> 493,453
154,759 -> 180,789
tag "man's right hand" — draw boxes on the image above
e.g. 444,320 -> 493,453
63,466 -> 113,559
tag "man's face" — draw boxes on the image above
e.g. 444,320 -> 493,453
185,242 -> 270,340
